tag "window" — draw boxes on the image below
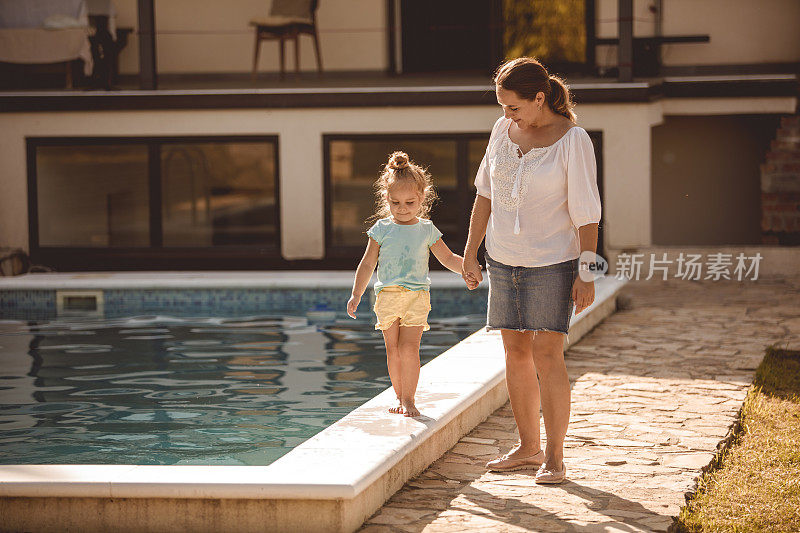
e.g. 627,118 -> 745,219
393,0 -> 592,76
324,134 -> 489,264
326,130 -> 605,263
504,0 -> 589,68
28,136 -> 279,270
160,142 -> 277,247
399,0 -> 503,74
36,144 -> 150,247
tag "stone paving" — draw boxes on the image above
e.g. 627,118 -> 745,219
360,277 -> 800,532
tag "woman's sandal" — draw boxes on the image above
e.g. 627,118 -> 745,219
486,449 -> 544,472
534,462 -> 567,484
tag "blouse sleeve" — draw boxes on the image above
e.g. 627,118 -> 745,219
474,116 -> 507,198
567,128 -> 602,228
366,221 -> 383,244
474,152 -> 491,199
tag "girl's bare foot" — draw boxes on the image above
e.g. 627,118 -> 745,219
388,400 -> 404,414
401,400 -> 420,417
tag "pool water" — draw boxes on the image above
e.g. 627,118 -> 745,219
0,313 -> 485,466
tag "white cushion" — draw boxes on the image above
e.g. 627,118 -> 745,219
249,16 -> 311,27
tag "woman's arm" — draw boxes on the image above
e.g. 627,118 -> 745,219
430,238 -> 463,274
347,238 -> 380,318
572,222 -> 599,314
462,194 -> 491,288
578,223 -> 598,257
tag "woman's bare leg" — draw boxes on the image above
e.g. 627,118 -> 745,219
532,330 -> 570,469
500,330 -> 542,457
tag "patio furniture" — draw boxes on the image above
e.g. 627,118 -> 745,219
86,0 -> 131,89
0,0 -> 93,88
250,0 -> 322,78
0,248 -> 29,276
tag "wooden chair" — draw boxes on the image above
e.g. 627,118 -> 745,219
250,0 -> 322,78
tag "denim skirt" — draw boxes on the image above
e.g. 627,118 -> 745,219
485,253 -> 578,335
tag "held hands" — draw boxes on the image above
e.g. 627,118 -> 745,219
572,277 -> 595,314
346,294 -> 360,319
464,272 -> 481,290
462,256 -> 483,291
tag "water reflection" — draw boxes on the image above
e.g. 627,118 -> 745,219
0,313 -> 484,466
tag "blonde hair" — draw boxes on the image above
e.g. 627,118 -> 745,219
494,57 -> 577,123
370,151 -> 437,222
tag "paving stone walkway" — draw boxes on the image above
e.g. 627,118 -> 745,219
360,277 -> 800,532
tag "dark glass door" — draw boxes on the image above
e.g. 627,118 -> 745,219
400,0 -> 503,74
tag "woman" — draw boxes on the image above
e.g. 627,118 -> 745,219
462,57 -> 601,484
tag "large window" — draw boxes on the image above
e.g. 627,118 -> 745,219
503,0 -> 589,68
399,0 -> 503,74
36,144 -> 150,247
160,142 -> 277,247
394,0 -> 593,76
28,136 -> 279,270
326,130 -> 605,264
324,134 -> 489,265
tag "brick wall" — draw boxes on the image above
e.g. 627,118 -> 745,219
761,115 -> 800,244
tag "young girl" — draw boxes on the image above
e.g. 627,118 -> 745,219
347,151 -> 478,417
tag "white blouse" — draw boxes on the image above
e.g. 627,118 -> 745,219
474,116 -> 602,267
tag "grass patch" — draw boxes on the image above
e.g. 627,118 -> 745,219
675,347 -> 800,532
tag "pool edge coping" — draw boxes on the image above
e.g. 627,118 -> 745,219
0,271 -> 480,290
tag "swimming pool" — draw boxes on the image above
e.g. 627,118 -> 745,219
0,311 -> 486,466
0,273 -> 627,532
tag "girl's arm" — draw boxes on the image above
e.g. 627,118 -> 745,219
462,194 -> 491,287
430,238 -> 464,275
347,237 -> 380,318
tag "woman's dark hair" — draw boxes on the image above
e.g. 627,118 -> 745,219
493,57 -> 576,123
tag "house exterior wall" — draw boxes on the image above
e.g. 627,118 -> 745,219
114,0 -> 387,75
595,0 -> 800,68
651,114 -> 781,246
112,1 -> 800,77
0,103 -> 653,260
659,0 -> 800,66
2,96 -> 794,263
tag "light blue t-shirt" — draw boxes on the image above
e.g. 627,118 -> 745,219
367,217 -> 443,294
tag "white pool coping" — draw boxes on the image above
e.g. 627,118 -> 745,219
0,275 -> 626,530
0,271 -> 481,290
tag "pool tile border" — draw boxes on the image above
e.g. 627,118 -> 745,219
0,272 -> 488,320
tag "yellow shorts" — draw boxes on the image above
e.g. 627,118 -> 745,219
374,286 -> 431,331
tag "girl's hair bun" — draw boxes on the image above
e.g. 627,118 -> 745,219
371,150 -> 438,223
387,151 -> 410,170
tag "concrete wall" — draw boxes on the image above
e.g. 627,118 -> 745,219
114,0 -> 387,75
596,0 -> 800,68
